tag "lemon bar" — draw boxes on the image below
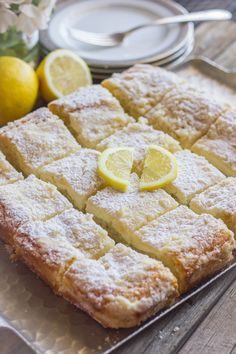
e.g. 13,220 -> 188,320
102,64 -> 183,118
0,150 -> 23,186
14,209 -> 114,289
97,121 -> 181,174
38,149 -> 104,211
0,108 -> 80,175
145,84 -> 227,148
14,232 -> 84,291
190,177 -> 236,233
0,175 -> 72,245
134,206 -> 235,293
48,85 -> 133,148
164,150 -> 225,204
192,110 -> 236,176
86,174 -> 178,244
60,243 -> 179,328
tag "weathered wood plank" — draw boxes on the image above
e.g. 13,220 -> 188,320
215,40 -> 236,69
114,269 -> 236,354
178,277 -> 236,354
192,22 -> 236,60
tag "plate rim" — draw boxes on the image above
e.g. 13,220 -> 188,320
40,0 -> 194,68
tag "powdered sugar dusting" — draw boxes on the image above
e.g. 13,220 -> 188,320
102,64 -> 184,118
17,209 -> 114,260
0,108 -> 80,174
190,177 -> 236,233
39,149 -> 104,210
0,150 -> 23,186
0,175 -> 72,232
165,150 -> 225,204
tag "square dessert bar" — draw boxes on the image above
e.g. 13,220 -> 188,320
192,110 -> 236,176
0,150 -> 23,186
97,121 -> 181,174
86,174 -> 178,244
60,243 -> 179,328
164,150 -> 225,204
0,175 -> 72,245
14,209 -> 115,290
48,85 -> 133,148
145,84 -> 227,148
102,64 -> 183,118
0,108 -> 80,175
190,177 -> 236,233
38,149 -> 104,211
134,206 -> 235,293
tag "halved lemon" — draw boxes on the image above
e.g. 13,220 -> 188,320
140,145 -> 178,191
37,49 -> 92,102
98,147 -> 134,192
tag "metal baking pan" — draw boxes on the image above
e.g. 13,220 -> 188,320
1,58 -> 236,354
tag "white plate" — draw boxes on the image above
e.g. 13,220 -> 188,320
40,0 -> 193,68
89,32 -> 194,74
90,35 -> 194,80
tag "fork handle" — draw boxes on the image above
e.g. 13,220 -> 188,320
128,9 -> 232,34
153,9 -> 232,25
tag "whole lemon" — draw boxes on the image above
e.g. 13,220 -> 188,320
0,56 -> 39,125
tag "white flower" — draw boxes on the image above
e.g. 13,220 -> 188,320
0,5 -> 17,33
17,0 -> 56,35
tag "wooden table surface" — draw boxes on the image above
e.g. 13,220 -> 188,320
1,1 -> 236,354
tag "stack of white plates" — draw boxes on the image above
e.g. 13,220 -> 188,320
40,0 -> 194,80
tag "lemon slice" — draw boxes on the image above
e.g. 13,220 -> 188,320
140,145 -> 178,191
37,49 -> 92,102
98,147 -> 134,192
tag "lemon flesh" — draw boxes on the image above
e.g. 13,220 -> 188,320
98,147 -> 134,192
0,56 -> 38,125
140,145 -> 178,191
37,49 -> 92,102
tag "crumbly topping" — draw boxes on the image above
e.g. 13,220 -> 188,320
0,151 -> 23,186
49,85 -> 133,148
97,122 -> 181,173
0,175 -> 72,231
192,110 -> 236,175
62,243 -> 178,312
39,149 -> 104,210
145,84 -> 226,148
165,150 -> 225,204
102,64 -> 183,118
190,177 -> 236,233
0,108 -> 80,174
135,205 -> 234,256
49,85 -> 119,113
87,174 -> 178,234
16,231 -> 84,276
17,209 -> 114,260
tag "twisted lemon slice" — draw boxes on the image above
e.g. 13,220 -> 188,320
140,145 -> 178,191
98,147 -> 134,192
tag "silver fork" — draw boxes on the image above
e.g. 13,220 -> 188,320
69,9 -> 232,47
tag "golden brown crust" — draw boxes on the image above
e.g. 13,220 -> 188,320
60,244 -> 179,328
134,206 -> 235,293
